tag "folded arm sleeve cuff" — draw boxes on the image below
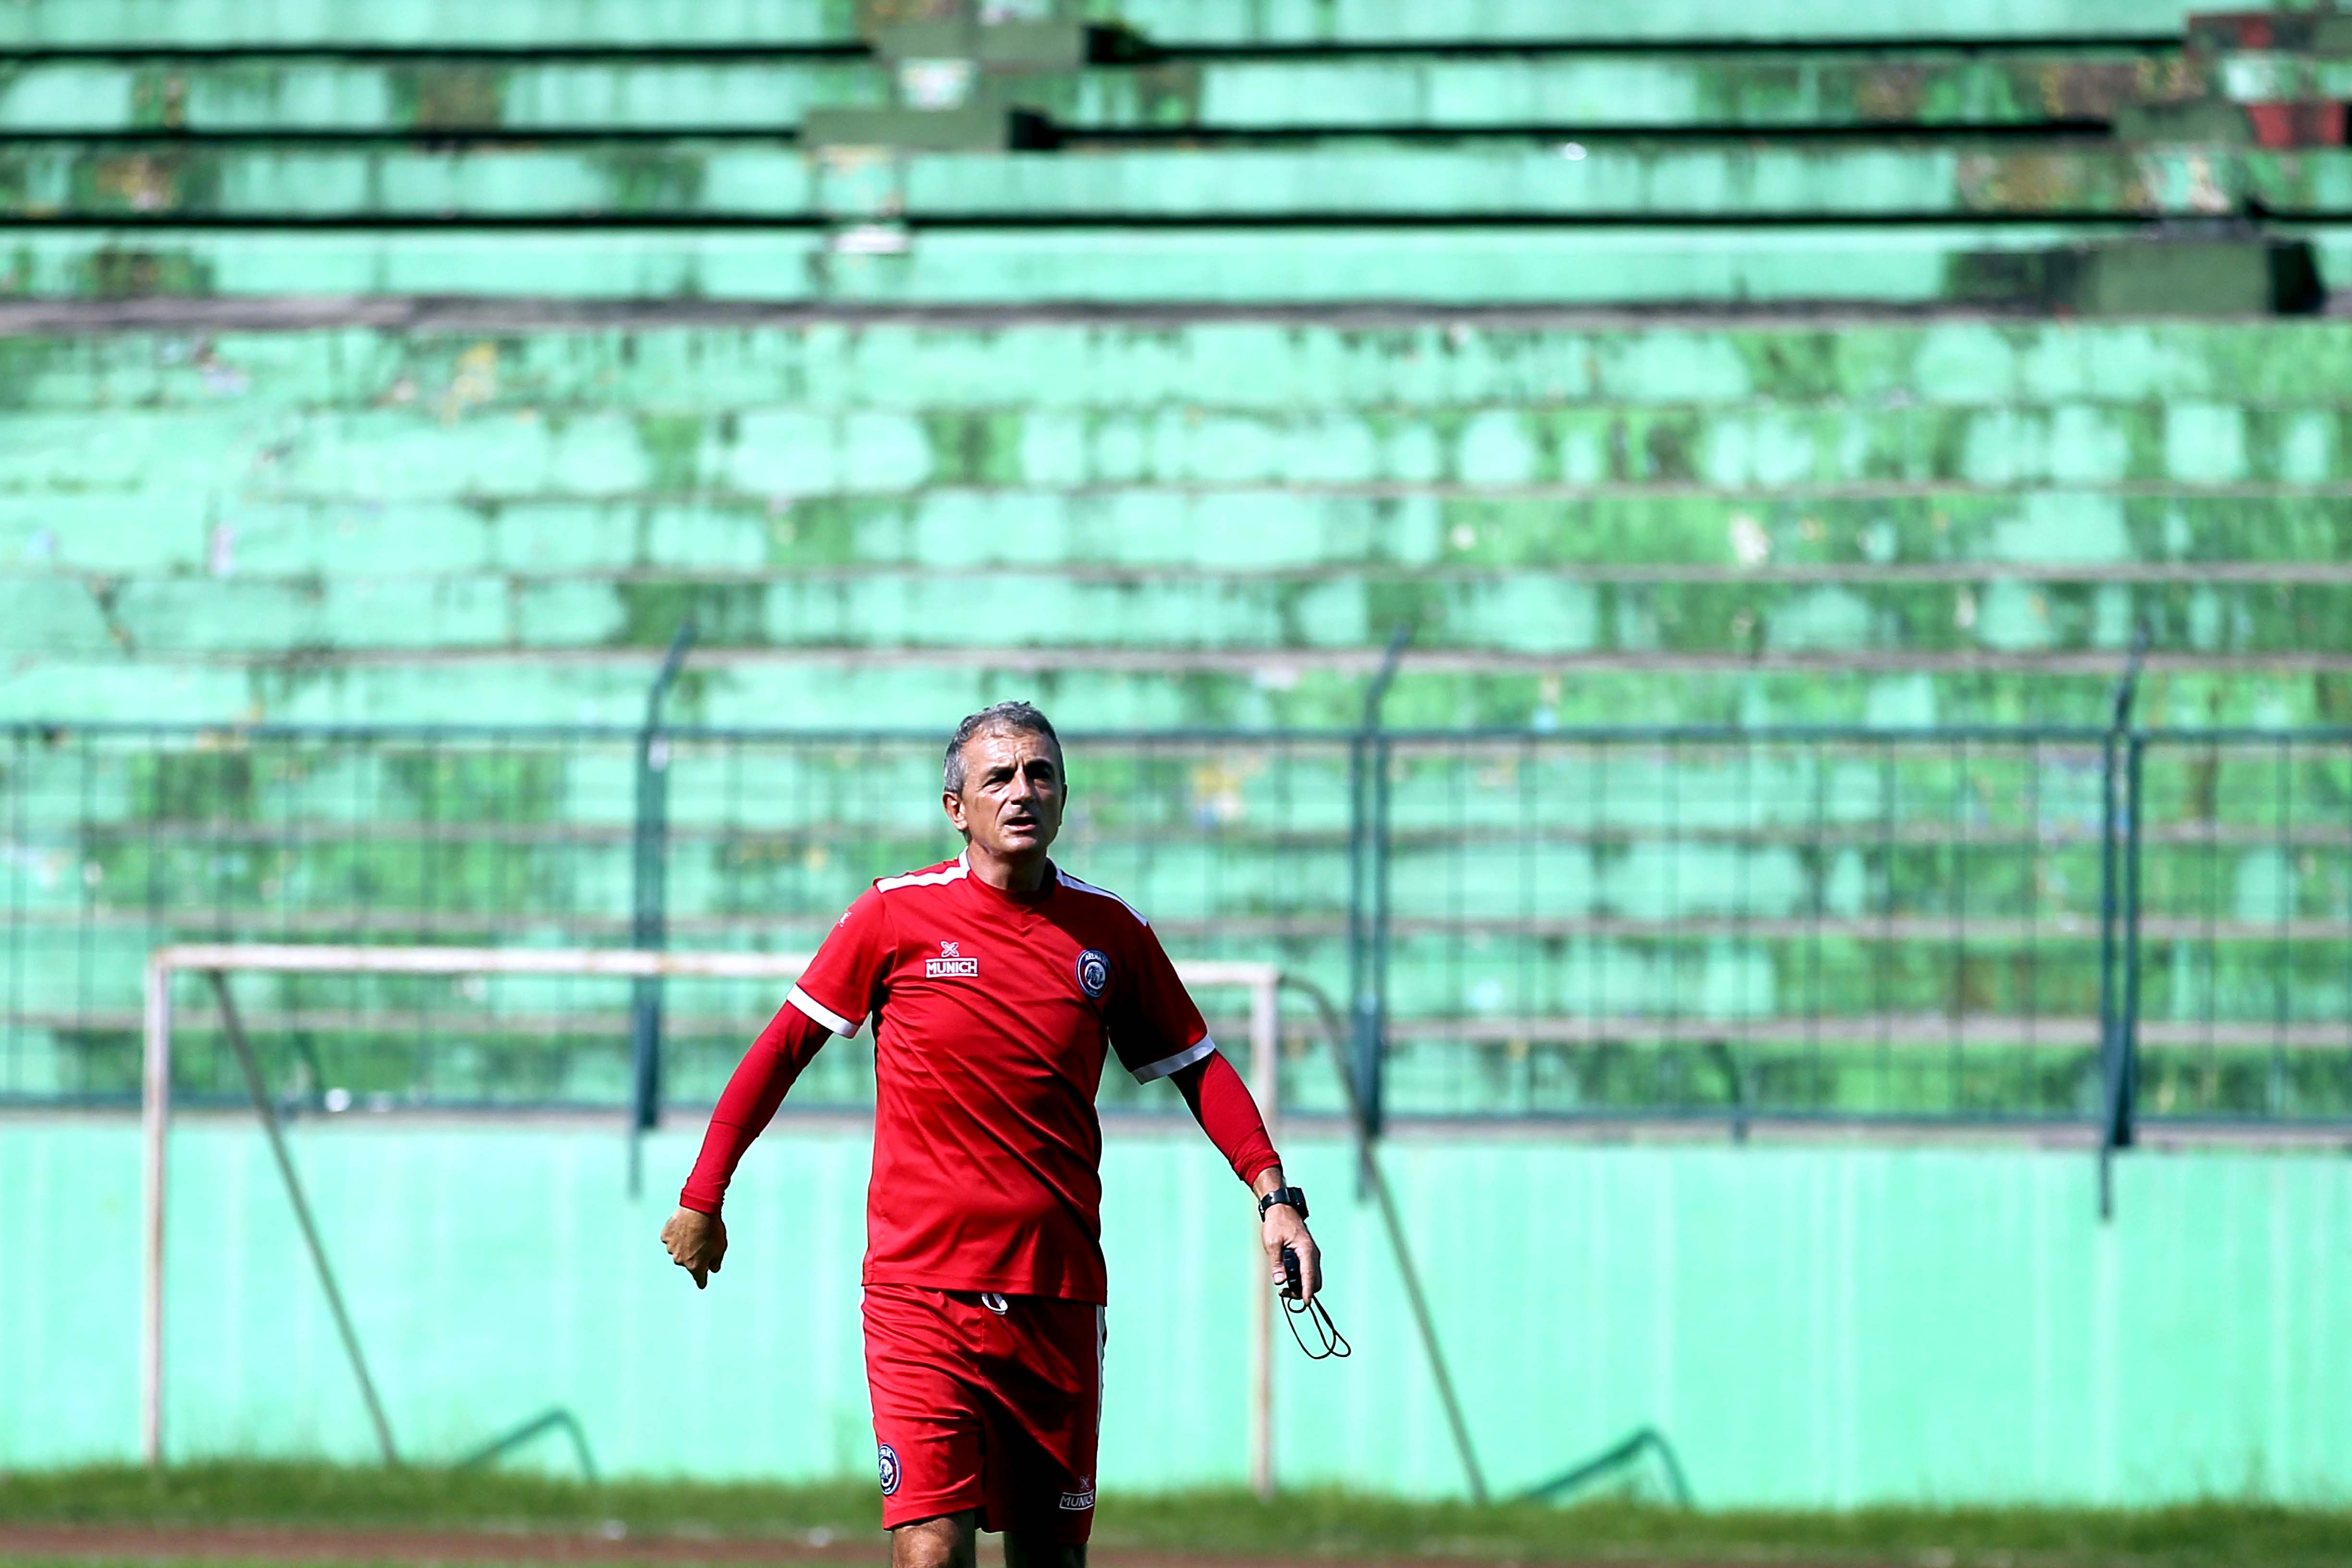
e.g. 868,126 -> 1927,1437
786,983 -> 863,1037
1172,1048 -> 1282,1188
1131,1034 -> 1217,1084
678,1002 -> 833,1213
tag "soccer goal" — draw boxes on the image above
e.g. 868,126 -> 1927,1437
139,943 -> 1288,1494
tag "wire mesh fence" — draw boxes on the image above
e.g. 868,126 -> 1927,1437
2133,729 -> 2352,1123
1372,728 -> 2116,1122
0,724 -> 1352,1114
2,720 -> 2346,1125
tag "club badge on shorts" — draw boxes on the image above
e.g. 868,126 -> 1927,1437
877,1442 -> 902,1496
1075,948 -> 1110,999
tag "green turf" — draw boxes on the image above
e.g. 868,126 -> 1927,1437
3,1464 -> 2351,1566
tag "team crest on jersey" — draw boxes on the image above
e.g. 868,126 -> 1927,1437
926,940 -> 979,979
1075,948 -> 1110,999
877,1442 -> 902,1496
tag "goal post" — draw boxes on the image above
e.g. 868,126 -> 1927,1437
139,943 -> 1286,1495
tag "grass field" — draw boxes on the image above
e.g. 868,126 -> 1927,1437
0,1464 -> 2348,1568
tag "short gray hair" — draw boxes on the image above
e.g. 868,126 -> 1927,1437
943,701 -> 1063,796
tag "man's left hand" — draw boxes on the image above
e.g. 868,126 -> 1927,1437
1260,1202 -> 1320,1308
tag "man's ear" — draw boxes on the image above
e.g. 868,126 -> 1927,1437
942,789 -> 967,833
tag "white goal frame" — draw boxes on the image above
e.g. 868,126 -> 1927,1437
141,943 -> 1286,1495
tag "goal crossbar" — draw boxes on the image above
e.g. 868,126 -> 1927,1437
141,943 -> 1285,1493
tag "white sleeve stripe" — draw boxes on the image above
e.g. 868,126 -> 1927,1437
1130,1035 -> 1216,1084
1054,869 -> 1150,926
786,984 -> 863,1037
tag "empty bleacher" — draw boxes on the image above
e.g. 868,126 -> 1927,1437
3,0 -> 2350,1124
1,0 -> 2347,305
6,317 -> 2349,728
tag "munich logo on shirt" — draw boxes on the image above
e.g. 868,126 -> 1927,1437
926,940 -> 980,979
1074,948 -> 1110,999
1058,1479 -> 1095,1511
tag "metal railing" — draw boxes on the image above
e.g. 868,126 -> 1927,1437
3,715 -> 2348,1130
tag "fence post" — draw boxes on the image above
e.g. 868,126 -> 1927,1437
2096,627 -> 2148,1220
1369,730 -> 1394,1133
630,622 -> 697,1195
2121,734 -> 2145,1143
1346,732 -> 1370,1137
1350,625 -> 1412,1140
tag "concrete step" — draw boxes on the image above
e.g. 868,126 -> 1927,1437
1102,0 -> 2210,46
0,647 -> 2336,732
11,393 -> 2352,495
12,139 -> 2350,220
5,570 -> 2348,659
13,494 -> 2349,600
7,221 -> 2343,305
10,318 -> 2352,413
2212,47 -> 2352,103
0,0 -> 854,48
0,57 -> 882,135
0,0 -> 2213,49
0,49 -> 2189,135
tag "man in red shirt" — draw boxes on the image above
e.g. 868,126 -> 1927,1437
661,702 -> 1321,1568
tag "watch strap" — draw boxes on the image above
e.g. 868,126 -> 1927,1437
1258,1185 -> 1309,1221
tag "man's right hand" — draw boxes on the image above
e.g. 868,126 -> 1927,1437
662,1206 -> 727,1289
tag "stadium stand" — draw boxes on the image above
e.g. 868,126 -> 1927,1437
4,0 -> 2351,1123
1,0 -> 2348,302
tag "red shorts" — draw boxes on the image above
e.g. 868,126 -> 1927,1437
863,1283 -> 1104,1543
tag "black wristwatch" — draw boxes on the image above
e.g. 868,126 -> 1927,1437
1258,1185 -> 1309,1221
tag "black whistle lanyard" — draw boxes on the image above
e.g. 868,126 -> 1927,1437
1278,1244 -> 1351,1360
1282,1292 -> 1352,1360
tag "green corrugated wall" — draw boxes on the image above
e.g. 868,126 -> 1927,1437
2,1119 -> 2347,1505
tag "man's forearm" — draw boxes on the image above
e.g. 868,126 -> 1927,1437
678,1002 -> 831,1212
1170,1049 -> 1281,1187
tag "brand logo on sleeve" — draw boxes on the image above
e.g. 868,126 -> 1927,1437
1075,948 -> 1110,999
877,1443 -> 902,1496
926,940 -> 979,979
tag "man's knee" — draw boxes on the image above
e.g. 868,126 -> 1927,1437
891,1512 -> 977,1568
1003,1533 -> 1085,1568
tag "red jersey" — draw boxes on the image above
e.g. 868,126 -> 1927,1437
784,851 -> 1214,1305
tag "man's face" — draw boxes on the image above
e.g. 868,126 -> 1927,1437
943,727 -> 1065,860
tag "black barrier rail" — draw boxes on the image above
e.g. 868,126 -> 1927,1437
1520,1426 -> 1694,1509
4,713 -> 2349,1140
